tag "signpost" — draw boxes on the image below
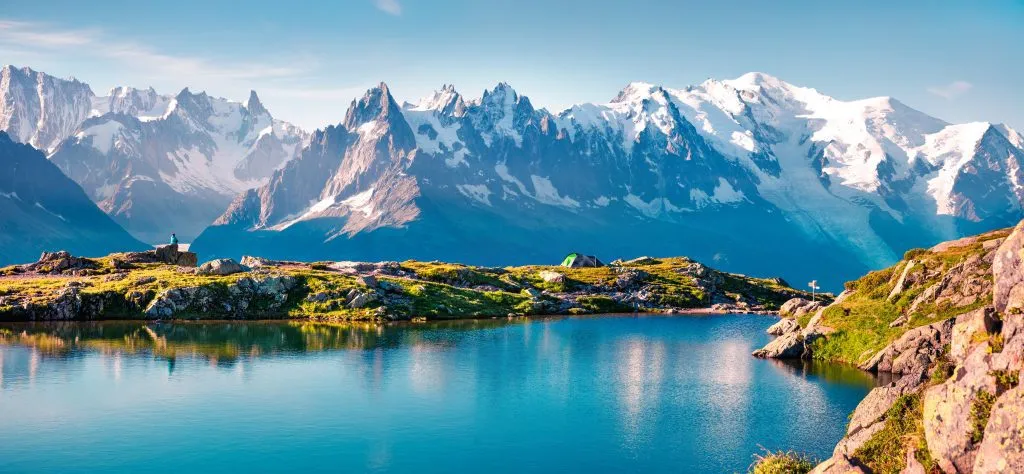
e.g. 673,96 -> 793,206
808,280 -> 820,302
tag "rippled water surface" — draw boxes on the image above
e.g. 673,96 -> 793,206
0,315 -> 876,473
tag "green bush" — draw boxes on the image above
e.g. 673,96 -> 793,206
749,450 -> 815,474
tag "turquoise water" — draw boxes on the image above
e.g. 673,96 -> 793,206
0,315 -> 875,473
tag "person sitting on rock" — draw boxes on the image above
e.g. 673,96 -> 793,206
170,233 -> 179,246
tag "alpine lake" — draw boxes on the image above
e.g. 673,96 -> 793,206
0,314 -> 879,473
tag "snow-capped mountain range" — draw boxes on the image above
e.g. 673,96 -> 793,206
3,64 -> 1021,287
193,74 -> 1024,289
0,65 -> 309,242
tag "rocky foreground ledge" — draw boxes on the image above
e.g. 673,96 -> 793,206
751,225 -> 1023,473
0,247 -> 814,322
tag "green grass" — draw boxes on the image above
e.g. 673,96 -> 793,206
810,228 -> 1008,365
749,450 -> 816,474
969,390 -> 998,444
0,255 -> 816,321
853,394 -> 936,474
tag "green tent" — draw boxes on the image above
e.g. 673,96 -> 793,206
561,253 -> 604,268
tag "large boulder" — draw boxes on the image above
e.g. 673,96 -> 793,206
779,297 -> 823,319
859,318 -> 954,373
766,318 -> 800,336
752,331 -> 804,359
154,244 -> 198,267
950,307 -> 999,363
993,220 -> 1024,313
973,385 -> 1024,473
197,258 -> 249,276
539,270 -> 565,284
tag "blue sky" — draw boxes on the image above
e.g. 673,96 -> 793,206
2,0 -> 1022,131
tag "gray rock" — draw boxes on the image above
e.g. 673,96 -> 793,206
766,318 -> 800,336
347,291 -> 378,309
197,258 -> 249,276
539,270 -> 565,284
751,331 -> 803,359
859,318 -> 954,373
356,275 -> 378,288
240,255 -> 275,268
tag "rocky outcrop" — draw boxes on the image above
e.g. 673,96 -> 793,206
858,318 -> 954,374
752,332 -> 804,358
145,275 -> 297,319
779,297 -> 823,319
766,318 -> 800,336
18,251 -> 98,275
778,224 -> 1019,472
121,244 -> 198,267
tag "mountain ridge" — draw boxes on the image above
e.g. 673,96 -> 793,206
193,75 -> 1023,289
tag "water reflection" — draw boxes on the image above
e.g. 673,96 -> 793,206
0,316 -> 881,473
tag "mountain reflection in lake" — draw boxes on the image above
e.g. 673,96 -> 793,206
0,315 -> 878,473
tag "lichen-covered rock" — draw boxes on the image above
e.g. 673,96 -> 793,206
144,275 -> 297,319
859,318 -> 954,373
539,271 -> 565,284
240,255 -> 276,268
752,331 -> 804,359
808,454 -> 868,474
347,291 -> 377,309
614,269 -> 648,290
923,342 -> 999,474
994,220 -> 1024,313
846,371 -> 926,442
779,297 -> 823,319
197,258 -> 249,276
20,251 -> 98,274
950,307 -> 999,363
355,275 -> 378,288
766,318 -> 800,336
973,385 -> 1024,473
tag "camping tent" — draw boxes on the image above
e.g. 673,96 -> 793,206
561,253 -> 604,268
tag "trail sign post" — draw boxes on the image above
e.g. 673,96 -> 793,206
808,280 -> 820,302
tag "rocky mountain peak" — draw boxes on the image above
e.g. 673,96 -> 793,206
413,84 -> 466,117
343,82 -> 403,130
245,89 -> 268,117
